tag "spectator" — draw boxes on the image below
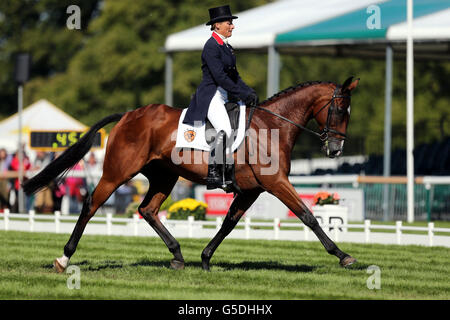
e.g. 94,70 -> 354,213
114,181 -> 137,214
50,180 -> 66,212
65,162 -> 86,214
33,152 -> 53,213
84,152 -> 102,193
0,148 -> 11,211
9,149 -> 31,213
171,178 -> 193,201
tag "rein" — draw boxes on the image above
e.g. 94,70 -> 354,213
248,86 -> 350,142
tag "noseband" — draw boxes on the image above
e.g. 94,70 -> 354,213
250,86 -> 351,142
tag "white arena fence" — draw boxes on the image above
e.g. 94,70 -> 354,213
1,209 -> 449,248
2,170 -> 448,220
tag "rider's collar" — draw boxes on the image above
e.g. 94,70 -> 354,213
212,32 -> 228,45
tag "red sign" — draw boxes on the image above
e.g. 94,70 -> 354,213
203,192 -> 234,215
287,194 -> 315,217
203,192 -> 316,217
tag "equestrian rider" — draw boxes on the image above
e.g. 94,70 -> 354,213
183,5 -> 259,191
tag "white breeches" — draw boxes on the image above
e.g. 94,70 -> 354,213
207,86 -> 232,139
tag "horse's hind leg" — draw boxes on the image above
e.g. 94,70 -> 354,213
138,170 -> 184,269
53,177 -> 118,273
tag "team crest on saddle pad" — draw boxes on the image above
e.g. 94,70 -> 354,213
184,129 -> 196,142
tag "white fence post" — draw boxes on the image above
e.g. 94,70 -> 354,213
274,218 -> 280,240
4,209 -> 9,231
245,216 -> 251,239
29,210 -> 35,232
396,221 -> 402,245
106,212 -> 112,236
187,216 -> 194,238
304,224 -> 309,241
133,213 -> 139,236
54,211 -> 60,234
428,222 -> 434,247
216,217 -> 222,231
364,219 -> 371,243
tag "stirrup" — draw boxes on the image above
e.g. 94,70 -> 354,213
222,162 -> 243,195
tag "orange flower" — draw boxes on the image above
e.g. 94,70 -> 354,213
314,191 -> 330,205
319,192 -> 329,200
314,191 -> 340,205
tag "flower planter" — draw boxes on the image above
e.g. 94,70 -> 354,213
312,205 -> 348,232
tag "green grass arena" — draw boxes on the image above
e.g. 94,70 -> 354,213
0,230 -> 448,300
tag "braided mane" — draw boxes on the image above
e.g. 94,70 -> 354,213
260,80 -> 335,105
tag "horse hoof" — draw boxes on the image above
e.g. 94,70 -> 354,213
170,259 -> 185,270
340,256 -> 357,268
53,259 -> 66,273
201,260 -> 211,272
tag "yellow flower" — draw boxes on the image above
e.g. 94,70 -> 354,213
168,198 -> 208,213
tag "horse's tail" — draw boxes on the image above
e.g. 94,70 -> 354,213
23,113 -> 125,195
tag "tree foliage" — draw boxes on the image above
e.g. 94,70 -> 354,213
0,0 -> 448,158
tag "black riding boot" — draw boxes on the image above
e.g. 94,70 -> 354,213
206,130 -> 226,190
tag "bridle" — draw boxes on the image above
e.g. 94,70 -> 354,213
248,86 -> 351,142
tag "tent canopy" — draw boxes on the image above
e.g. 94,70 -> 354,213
164,0 -> 386,52
276,0 -> 450,45
272,0 -> 450,60
0,99 -> 87,153
165,0 -> 450,53
387,7 -> 450,41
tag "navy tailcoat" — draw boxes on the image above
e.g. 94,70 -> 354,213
183,33 -> 254,125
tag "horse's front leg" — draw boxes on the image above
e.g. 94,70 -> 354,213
201,189 -> 262,271
269,178 -> 356,267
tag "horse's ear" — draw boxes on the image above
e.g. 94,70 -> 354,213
342,76 -> 354,90
342,76 -> 359,92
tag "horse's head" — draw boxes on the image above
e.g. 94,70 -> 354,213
312,77 -> 359,158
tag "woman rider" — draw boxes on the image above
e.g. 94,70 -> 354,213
183,5 -> 259,191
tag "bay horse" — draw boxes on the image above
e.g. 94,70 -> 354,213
23,76 -> 359,272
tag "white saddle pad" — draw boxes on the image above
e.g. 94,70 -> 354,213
175,103 -> 247,152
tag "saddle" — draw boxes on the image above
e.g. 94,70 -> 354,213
175,99 -> 246,153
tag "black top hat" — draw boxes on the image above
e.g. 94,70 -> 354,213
206,5 -> 238,25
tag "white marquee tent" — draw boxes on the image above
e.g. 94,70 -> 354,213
0,99 -> 87,154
